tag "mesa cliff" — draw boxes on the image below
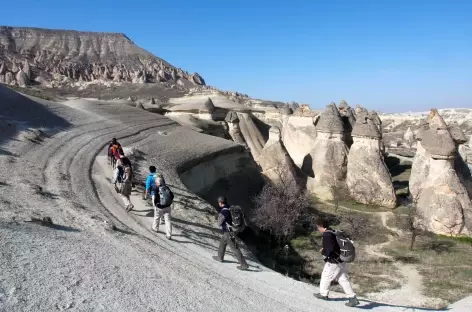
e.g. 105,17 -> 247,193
0,26 -> 205,88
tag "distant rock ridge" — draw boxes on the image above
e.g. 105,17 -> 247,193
0,26 -> 205,88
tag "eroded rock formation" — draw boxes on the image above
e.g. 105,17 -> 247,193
338,100 -> 356,148
236,112 -> 266,160
0,26 -> 205,88
308,103 -> 348,200
449,122 -> 472,198
225,111 -> 246,145
411,109 -> 472,236
346,106 -> 396,208
259,127 -> 301,185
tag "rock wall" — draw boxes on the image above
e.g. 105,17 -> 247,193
281,116 -> 318,173
179,148 -> 265,213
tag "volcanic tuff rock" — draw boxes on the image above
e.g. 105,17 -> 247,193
308,103 -> 348,200
225,111 -> 246,145
281,115 -> 318,174
410,109 -> 472,236
236,112 -> 266,160
259,126 -> 301,185
346,108 -> 396,208
338,100 -> 356,147
0,26 -> 205,88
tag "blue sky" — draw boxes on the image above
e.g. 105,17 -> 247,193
2,0 -> 471,112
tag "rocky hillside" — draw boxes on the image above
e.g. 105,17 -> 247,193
0,26 -> 205,88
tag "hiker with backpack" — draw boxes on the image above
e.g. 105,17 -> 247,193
212,196 -> 249,271
121,166 -> 134,211
108,138 -> 121,168
313,217 -> 359,307
151,176 -> 173,240
144,166 -> 166,224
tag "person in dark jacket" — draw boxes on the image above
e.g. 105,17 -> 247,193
313,217 -> 359,307
212,196 -> 249,270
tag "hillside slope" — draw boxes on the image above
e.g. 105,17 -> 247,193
0,26 -> 205,87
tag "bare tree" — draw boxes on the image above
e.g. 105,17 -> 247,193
252,165 -> 314,243
406,204 -> 421,251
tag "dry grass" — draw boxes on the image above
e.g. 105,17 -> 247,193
383,234 -> 472,304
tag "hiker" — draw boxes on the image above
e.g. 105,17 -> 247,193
121,166 -> 134,211
212,196 -> 249,270
119,153 -> 135,189
144,166 -> 166,224
151,176 -> 173,239
108,138 -> 121,167
313,217 -> 359,307
144,166 -> 157,200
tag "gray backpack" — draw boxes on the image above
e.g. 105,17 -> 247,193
328,230 -> 356,263
153,185 -> 174,207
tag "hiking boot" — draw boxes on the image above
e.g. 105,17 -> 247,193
313,293 -> 328,300
345,297 -> 359,307
151,227 -> 158,232
237,265 -> 249,271
126,204 -> 134,212
212,256 -> 223,263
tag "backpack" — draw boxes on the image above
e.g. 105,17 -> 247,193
328,230 -> 356,263
116,166 -> 124,183
153,185 -> 174,207
227,205 -> 246,233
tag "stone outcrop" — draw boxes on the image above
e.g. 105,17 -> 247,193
410,109 -> 472,236
259,127 -> 301,185
281,115 -> 318,175
346,106 -> 396,208
280,104 -> 293,115
236,112 -> 266,160
449,122 -> 472,199
338,100 -> 356,148
293,104 -> 317,117
225,111 -> 246,145
307,103 -> 348,200
0,26 -> 205,88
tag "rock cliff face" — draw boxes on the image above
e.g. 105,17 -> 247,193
346,106 -> 396,208
0,26 -> 205,88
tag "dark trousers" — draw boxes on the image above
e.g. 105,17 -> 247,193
217,232 -> 248,267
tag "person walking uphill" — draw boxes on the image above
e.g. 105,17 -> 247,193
212,196 -> 249,270
151,176 -> 173,240
313,217 -> 359,307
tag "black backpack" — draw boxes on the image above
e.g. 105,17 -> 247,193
227,205 -> 246,233
153,185 -> 174,207
116,166 -> 124,183
328,230 -> 356,263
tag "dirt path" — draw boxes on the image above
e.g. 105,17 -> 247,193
363,213 -> 446,308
